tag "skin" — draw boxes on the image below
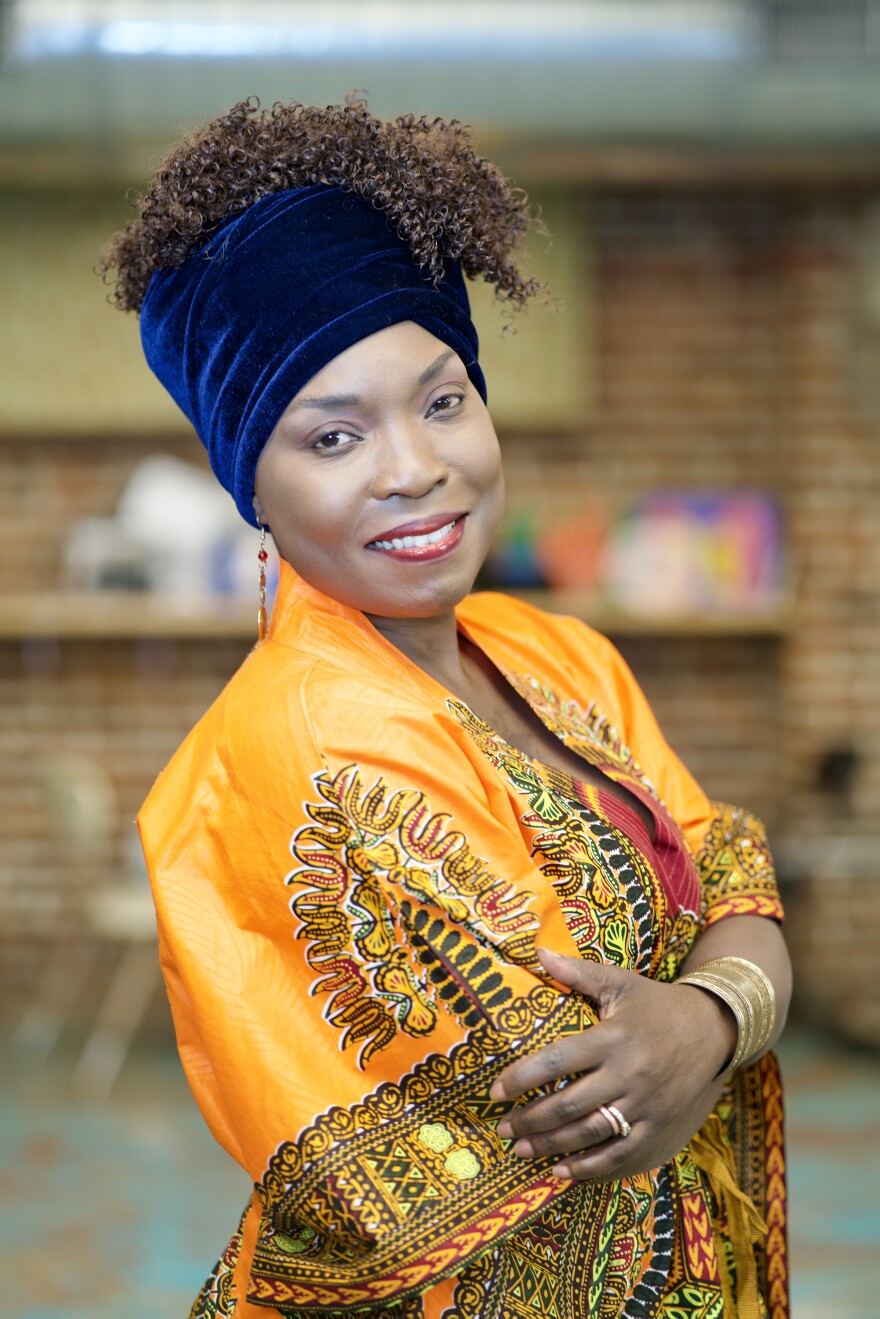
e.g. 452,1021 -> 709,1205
254,319 -> 793,1183
253,322 -> 505,628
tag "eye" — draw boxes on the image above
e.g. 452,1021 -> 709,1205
427,392 -> 465,417
310,429 -> 362,453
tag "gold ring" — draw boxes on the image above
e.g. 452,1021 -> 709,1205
598,1103 -> 632,1139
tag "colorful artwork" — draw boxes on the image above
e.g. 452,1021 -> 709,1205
600,491 -> 785,617
486,491 -> 785,618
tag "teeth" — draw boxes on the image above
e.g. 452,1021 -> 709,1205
372,519 -> 457,551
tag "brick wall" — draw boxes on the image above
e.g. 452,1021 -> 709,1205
3,185 -> 879,1045
775,197 -> 880,1047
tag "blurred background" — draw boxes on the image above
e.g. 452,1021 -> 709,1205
1,1 -> 879,1315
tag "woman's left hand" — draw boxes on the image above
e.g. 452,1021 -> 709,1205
489,946 -> 736,1182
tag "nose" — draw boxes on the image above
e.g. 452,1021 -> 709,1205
370,419 -> 448,501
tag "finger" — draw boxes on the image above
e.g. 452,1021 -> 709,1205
536,947 -> 635,1002
506,1102 -> 622,1162
552,1135 -> 637,1183
490,1027 -> 604,1102
497,1073 -> 610,1140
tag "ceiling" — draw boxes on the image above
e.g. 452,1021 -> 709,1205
4,1 -> 880,179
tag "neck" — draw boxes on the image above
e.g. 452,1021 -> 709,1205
366,609 -> 469,692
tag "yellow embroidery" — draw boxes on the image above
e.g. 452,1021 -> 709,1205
286,763 -> 540,1066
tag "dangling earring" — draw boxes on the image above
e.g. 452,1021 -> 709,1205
257,525 -> 268,641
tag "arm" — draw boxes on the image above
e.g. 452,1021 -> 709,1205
141,659 -> 598,1312
490,916 -> 790,1184
489,627 -> 791,1182
679,912 -> 792,1064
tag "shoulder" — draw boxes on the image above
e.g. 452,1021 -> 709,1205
460,590 -> 630,699
139,629 -> 457,831
460,588 -> 613,649
459,589 -> 593,654
137,639 -> 318,837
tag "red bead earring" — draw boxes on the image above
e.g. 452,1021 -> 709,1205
258,525 -> 268,641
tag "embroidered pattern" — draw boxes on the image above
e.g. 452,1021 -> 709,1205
250,985 -> 599,1311
761,1055 -> 788,1319
657,1285 -> 725,1319
188,1202 -> 248,1319
453,676 -> 782,943
285,763 -> 540,1066
277,1294 -> 425,1318
221,673 -> 787,1318
447,697 -> 699,982
696,805 -> 784,926
674,1156 -> 722,1289
499,670 -> 664,803
439,1165 -> 677,1319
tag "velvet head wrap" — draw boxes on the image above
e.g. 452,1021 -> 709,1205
139,185 -> 486,526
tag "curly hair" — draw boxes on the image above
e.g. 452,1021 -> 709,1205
101,97 -> 543,314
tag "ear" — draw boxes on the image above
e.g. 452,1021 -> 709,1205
253,493 -> 267,526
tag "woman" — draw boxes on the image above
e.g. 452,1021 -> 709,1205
103,99 -> 791,1319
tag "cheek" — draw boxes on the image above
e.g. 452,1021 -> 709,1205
255,452 -> 321,539
253,447 -> 286,526
464,437 -> 505,548
473,433 -> 505,506
263,472 -> 358,572
272,501 -> 327,560
461,416 -> 502,481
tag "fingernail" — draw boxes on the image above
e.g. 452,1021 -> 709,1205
497,1119 -> 513,1140
489,1082 -> 505,1100
552,1164 -> 570,1179
514,1139 -> 534,1158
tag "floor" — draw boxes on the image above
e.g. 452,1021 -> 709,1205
2,1025 -> 879,1318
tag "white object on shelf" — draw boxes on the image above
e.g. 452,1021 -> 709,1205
116,453 -> 245,596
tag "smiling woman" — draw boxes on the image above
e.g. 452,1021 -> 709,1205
253,324 -> 504,622
102,98 -> 792,1319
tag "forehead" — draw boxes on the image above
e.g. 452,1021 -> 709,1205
297,321 -> 458,396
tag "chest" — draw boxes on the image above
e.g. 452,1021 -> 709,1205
456,640 -> 656,836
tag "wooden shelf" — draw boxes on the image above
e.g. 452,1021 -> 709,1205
0,591 -> 794,641
0,592 -> 259,640
513,590 -> 793,637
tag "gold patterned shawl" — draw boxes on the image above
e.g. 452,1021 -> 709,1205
138,562 -> 787,1319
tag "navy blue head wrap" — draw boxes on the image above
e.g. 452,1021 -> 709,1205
140,185 -> 486,526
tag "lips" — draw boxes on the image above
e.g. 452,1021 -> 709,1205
367,512 -> 466,546
366,513 -> 467,561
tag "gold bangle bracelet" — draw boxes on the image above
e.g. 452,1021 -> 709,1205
703,957 -> 776,1046
682,957 -> 775,1069
678,956 -> 776,1074
679,969 -> 755,1071
686,975 -> 754,1070
679,956 -> 776,1071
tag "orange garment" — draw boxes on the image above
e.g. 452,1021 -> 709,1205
139,561 -> 787,1318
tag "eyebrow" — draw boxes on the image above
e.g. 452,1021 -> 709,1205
291,393 -> 361,411
418,350 -> 456,385
289,350 -> 458,413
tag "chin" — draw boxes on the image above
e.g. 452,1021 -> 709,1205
365,575 -> 480,621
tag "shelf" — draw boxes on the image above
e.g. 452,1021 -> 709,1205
0,591 -> 794,641
512,590 -> 794,637
0,592 -> 260,640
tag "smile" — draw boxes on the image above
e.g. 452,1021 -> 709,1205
367,516 -> 466,561
371,519 -> 457,550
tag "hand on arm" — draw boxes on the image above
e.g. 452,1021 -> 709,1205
490,919 -> 791,1183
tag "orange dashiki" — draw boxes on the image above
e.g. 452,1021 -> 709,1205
138,560 -> 788,1319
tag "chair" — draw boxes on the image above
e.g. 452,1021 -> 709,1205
13,750 -> 161,1097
